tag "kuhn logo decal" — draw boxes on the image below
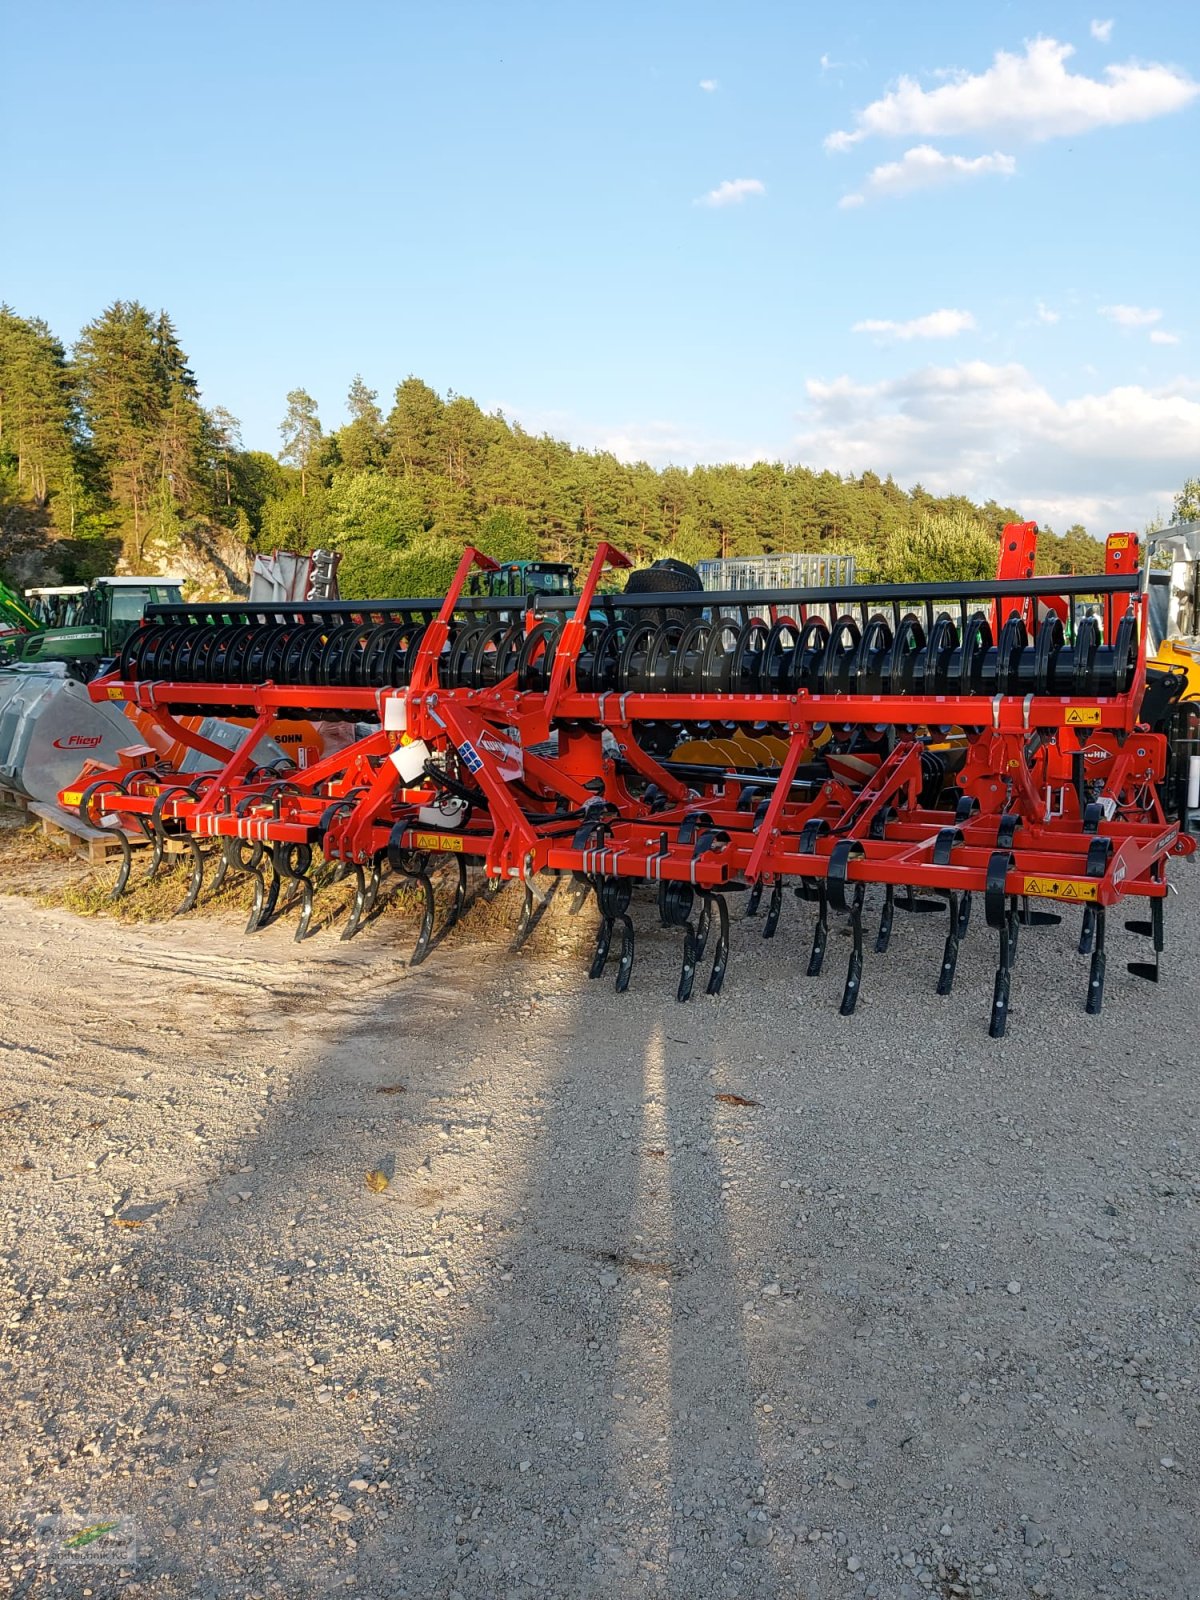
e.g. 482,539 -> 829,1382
52,734 -> 104,750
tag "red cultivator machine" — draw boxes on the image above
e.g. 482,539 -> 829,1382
59,526 -> 1196,1036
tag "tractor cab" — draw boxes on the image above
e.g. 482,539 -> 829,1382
6,576 -> 185,675
469,561 -> 575,599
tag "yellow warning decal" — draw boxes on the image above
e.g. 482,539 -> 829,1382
107,686 -> 126,700
413,832 -> 463,852
60,791 -> 82,807
1064,706 -> 1102,725
1022,876 -> 1099,902
1108,535 -> 1131,549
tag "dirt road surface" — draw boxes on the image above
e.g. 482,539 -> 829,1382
0,838 -> 1197,1599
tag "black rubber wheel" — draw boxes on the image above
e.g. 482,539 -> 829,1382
623,558 -> 704,596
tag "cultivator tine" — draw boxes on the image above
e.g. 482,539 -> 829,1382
990,913 -> 1014,1039
249,853 -> 281,934
568,874 -> 592,915
936,891 -> 971,996
589,914 -> 613,979
806,882 -> 829,977
658,881 -> 706,1001
513,870 -> 556,949
273,844 -> 316,942
762,877 -> 783,939
174,836 -> 205,917
985,851 -> 1015,1037
586,877 -> 635,989
1078,904 -> 1097,956
875,883 -> 895,953
209,851 -> 229,895
450,856 -> 468,927
1085,907 -> 1107,1014
514,882 -> 537,945
409,872 -> 436,965
839,885 -> 866,1015
1126,895 -> 1163,982
940,896 -> 966,992
341,865 -> 370,941
706,891 -> 730,995
745,882 -> 763,917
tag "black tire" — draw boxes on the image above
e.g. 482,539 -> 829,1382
623,558 -> 704,595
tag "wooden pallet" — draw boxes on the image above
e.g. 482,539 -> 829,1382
28,801 -> 146,866
0,783 -> 32,815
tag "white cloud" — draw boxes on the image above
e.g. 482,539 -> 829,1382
793,359 -> 1200,527
839,144 -> 1014,206
1091,18 -> 1114,43
1037,301 -> 1061,324
852,308 -> 977,340
699,78 -> 718,92
696,176 -> 766,207
1150,329 -> 1182,345
826,37 -> 1197,150
1100,303 -> 1162,327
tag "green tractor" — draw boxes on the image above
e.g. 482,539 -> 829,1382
2,576 -> 184,678
468,560 -> 575,598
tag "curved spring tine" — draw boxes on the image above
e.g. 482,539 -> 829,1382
706,893 -> 731,996
209,851 -> 229,895
145,830 -> 167,883
763,878 -> 783,939
1085,906 -> 1106,1015
341,865 -> 369,941
293,878 -> 315,942
806,882 -> 829,977
989,911 -> 1014,1039
840,884 -> 866,1015
244,865 -> 269,935
614,915 -> 635,992
273,848 -> 316,943
937,890 -> 962,996
875,883 -> 895,953
330,861 -> 351,884
568,876 -> 592,916
258,860 -> 282,930
409,873 -> 437,966
514,883 -> 537,946
677,920 -> 699,1003
448,856 -> 467,928
678,897 -> 713,1003
174,837 -> 205,916
363,863 -> 382,918
589,916 -> 614,979
745,882 -> 763,917
110,830 -> 133,901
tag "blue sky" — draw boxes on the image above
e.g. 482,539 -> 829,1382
4,0 -> 1198,530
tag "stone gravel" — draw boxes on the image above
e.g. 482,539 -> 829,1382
0,856 -> 1197,1599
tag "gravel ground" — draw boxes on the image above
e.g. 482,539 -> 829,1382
0,836 -> 1197,1600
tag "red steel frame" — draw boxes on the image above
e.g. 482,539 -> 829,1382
61,537 -> 1194,985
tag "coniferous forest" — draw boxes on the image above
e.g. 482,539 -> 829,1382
0,300 -> 1122,598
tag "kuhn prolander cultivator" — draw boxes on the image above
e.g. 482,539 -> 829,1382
60,528 -> 1196,1035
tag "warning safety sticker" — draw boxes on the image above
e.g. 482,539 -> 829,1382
1022,876 -> 1099,902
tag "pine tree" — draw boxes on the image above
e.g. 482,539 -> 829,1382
279,388 -> 322,495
